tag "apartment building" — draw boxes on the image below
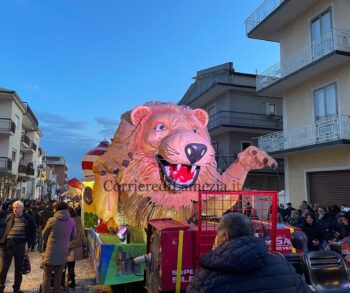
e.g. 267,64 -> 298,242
0,88 -> 43,199
179,62 -> 284,190
246,0 -> 350,205
44,155 -> 68,188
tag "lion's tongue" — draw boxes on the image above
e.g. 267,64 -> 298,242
169,164 -> 194,183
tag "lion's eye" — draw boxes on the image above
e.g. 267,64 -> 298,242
193,128 -> 199,134
155,124 -> 166,131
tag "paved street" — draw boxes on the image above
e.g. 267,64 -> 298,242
2,252 -> 112,293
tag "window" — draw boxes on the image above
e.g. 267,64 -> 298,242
241,141 -> 251,151
12,149 -> 16,161
15,115 -> 20,129
264,103 -> 276,115
207,104 -> 216,117
311,9 -> 332,59
313,83 -> 337,121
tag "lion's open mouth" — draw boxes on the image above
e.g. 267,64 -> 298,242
156,155 -> 200,189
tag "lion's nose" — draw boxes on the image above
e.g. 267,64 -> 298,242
185,143 -> 207,164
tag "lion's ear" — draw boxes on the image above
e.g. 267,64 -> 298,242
131,106 -> 151,126
193,109 -> 209,128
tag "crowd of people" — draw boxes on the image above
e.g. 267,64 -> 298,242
0,198 -> 85,293
241,199 -> 350,252
0,197 -> 347,292
278,201 -> 350,252
187,200 -> 350,292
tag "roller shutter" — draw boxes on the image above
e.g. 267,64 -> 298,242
308,170 -> 350,206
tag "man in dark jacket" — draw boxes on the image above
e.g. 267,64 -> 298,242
187,213 -> 310,293
0,200 -> 35,293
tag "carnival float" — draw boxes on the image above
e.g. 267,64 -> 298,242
81,102 -> 300,290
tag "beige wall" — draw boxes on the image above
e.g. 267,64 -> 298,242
0,99 -> 14,158
287,145 -> 350,205
0,98 -> 23,173
0,138 -> 9,158
0,99 -> 12,117
280,0 -> 350,62
9,100 -> 24,173
285,62 -> 350,130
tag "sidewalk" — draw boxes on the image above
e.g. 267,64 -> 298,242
3,252 -> 112,293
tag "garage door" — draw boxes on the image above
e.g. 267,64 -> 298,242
308,170 -> 350,206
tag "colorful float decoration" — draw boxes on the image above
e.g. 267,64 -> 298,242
81,141 -> 109,229
92,102 -> 277,229
83,101 -> 280,287
60,177 -> 83,200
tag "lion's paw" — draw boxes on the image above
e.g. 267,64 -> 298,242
93,154 -> 121,176
237,146 -> 277,171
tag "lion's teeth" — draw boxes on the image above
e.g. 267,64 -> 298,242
191,166 -> 196,173
176,164 -> 181,171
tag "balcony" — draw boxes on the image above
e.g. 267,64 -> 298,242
0,157 -> 12,171
31,142 -> 37,152
18,163 -> 35,177
208,111 -> 283,132
257,29 -> 350,95
257,115 -> 350,154
45,157 -> 68,170
22,102 -> 39,130
21,134 -> 37,153
0,118 -> 16,135
21,133 -> 30,147
18,164 -> 27,174
180,73 -> 255,108
246,0 -> 317,41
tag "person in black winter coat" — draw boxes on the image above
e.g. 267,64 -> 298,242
187,213 -> 310,293
315,206 -> 336,241
302,213 -> 323,251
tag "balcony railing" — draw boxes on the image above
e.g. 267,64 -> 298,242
182,74 -> 245,105
258,115 -> 350,153
0,118 -> 16,134
18,164 -> 27,174
21,133 -> 30,146
257,29 -> 350,91
31,142 -> 37,152
208,111 -> 283,131
45,158 -> 68,168
18,163 -> 35,176
0,157 -> 12,171
246,0 -> 286,34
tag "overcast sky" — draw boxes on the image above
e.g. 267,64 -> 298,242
0,0 -> 279,179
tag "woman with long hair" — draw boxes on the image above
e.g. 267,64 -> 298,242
302,213 -> 322,251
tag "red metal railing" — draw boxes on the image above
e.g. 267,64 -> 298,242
197,190 -> 278,263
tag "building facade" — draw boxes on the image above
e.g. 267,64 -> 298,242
0,88 -> 43,199
179,62 -> 284,190
44,155 -> 68,188
246,0 -> 350,205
